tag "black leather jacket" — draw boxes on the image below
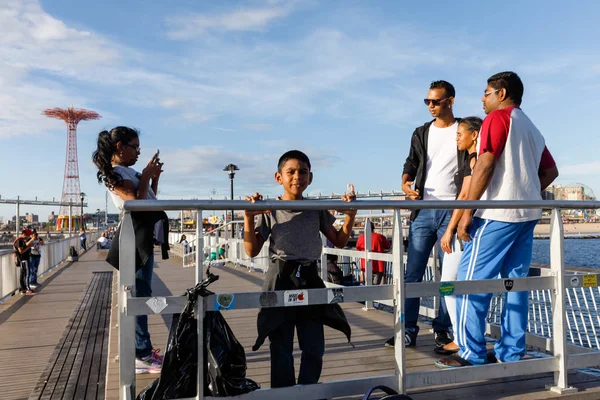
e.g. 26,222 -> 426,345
402,118 -> 469,221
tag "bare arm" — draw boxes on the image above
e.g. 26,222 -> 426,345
457,153 -> 497,242
539,165 -> 559,191
112,179 -> 152,201
402,173 -> 420,200
243,214 -> 266,257
324,214 -> 356,248
447,176 -> 471,232
17,238 -> 34,254
465,152 -> 496,201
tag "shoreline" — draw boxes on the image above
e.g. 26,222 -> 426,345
534,222 -> 600,236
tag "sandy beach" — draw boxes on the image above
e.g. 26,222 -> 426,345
534,222 -> 600,235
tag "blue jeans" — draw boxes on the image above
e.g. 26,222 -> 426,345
29,256 -> 41,284
135,254 -> 154,358
405,209 -> 452,336
80,239 -> 86,250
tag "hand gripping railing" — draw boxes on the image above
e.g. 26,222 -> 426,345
118,200 -> 600,399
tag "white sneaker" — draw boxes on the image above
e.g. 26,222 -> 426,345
135,355 -> 162,374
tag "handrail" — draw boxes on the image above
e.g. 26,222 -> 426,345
123,199 -> 600,211
117,200 -> 600,399
0,232 -> 99,302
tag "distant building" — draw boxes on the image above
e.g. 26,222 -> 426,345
543,185 -> 587,201
25,213 -> 39,223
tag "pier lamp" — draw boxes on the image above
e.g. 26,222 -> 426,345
79,192 -> 86,231
96,208 -> 101,230
223,164 -> 239,230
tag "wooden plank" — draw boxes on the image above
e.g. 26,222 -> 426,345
31,273 -> 100,400
87,272 -> 112,400
41,274 -> 101,400
27,271 -> 112,400
70,272 -> 111,400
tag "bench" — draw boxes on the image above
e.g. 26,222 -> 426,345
29,271 -> 113,400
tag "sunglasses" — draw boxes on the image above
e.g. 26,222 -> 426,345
423,97 -> 449,106
484,89 -> 501,97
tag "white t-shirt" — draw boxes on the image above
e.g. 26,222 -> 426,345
422,122 -> 459,200
31,239 -> 41,256
98,236 -> 108,244
109,165 -> 157,214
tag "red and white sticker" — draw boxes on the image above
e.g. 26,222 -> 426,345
284,290 -> 308,307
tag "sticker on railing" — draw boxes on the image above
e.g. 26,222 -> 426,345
439,282 -> 454,296
327,288 -> 344,304
146,297 -> 168,314
570,276 -> 580,287
583,275 -> 598,288
504,279 -> 514,291
214,294 -> 236,310
284,290 -> 308,307
259,291 -> 278,307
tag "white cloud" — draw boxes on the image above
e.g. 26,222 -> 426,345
0,0 -> 116,138
165,5 -> 292,39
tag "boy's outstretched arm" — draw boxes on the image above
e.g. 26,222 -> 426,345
243,193 -> 267,258
324,194 -> 357,248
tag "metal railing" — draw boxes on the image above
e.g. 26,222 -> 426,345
118,199 -> 600,400
0,232 -> 99,301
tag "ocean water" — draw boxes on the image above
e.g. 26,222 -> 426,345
531,238 -> 600,269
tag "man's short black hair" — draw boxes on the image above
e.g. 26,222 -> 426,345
278,150 -> 311,172
430,80 -> 456,98
487,71 -> 524,106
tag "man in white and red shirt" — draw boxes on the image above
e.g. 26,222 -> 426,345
437,72 -> 559,368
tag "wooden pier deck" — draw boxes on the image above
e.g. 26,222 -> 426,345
2,248 -> 600,399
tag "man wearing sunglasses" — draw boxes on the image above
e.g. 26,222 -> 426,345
389,80 -> 469,350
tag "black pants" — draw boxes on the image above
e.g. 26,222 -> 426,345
19,260 -> 30,291
268,318 -> 325,388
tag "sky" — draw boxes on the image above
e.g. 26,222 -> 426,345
1,0 -> 600,222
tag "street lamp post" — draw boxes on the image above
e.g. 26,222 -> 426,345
223,164 -> 239,233
80,192 -> 86,231
96,208 -> 101,230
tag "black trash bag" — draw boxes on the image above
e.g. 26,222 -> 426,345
205,310 -> 260,396
136,272 -> 259,399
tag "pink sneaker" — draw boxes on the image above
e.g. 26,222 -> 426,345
151,348 -> 164,363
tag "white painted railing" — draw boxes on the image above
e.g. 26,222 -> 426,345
0,232 -> 99,301
118,199 -> 600,400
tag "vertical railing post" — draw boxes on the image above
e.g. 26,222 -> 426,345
68,203 -> 72,237
196,212 -> 204,281
392,209 -> 406,393
15,197 -> 20,237
118,212 -> 136,400
320,234 -> 328,282
364,218 -> 373,310
196,209 -> 205,400
432,244 -> 441,322
547,208 -> 577,394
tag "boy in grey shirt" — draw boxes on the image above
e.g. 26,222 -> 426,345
244,150 -> 356,388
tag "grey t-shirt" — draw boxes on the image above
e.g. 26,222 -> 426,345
256,209 -> 336,262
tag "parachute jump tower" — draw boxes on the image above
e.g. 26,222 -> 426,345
43,106 -> 101,230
